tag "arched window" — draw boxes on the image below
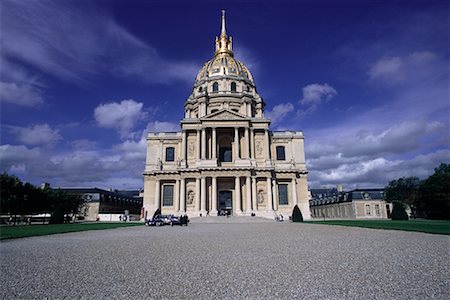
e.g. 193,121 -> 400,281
165,147 -> 175,162
276,146 -> 286,160
213,82 -> 219,92
231,82 -> 237,92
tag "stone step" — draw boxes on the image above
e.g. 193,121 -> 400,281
189,216 -> 276,223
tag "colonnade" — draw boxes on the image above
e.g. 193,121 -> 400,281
154,176 -> 298,215
180,127 -> 271,161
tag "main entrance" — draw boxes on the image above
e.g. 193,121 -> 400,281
218,191 -> 232,216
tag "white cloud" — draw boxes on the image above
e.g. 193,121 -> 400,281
298,83 -> 337,115
0,82 -> 43,107
94,99 -> 146,139
12,124 -> 61,146
266,103 -> 294,127
368,51 -> 439,84
146,121 -> 179,132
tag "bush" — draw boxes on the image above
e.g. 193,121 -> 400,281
153,208 -> 161,219
50,205 -> 65,224
390,201 -> 409,220
292,205 -> 303,222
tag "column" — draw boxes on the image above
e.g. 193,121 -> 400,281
195,178 -> 200,211
234,127 -> 240,159
181,130 -> 187,162
200,177 -> 207,214
235,176 -> 242,214
201,128 -> 206,159
264,129 -> 270,160
211,176 -> 218,215
266,177 -> 273,211
251,177 -> 257,212
245,176 -> 252,214
197,130 -> 201,160
250,129 -> 255,159
175,180 -> 180,212
272,179 -> 278,211
179,178 -> 186,213
245,127 -> 250,159
212,127 -> 217,159
291,178 -> 298,206
154,179 -> 161,210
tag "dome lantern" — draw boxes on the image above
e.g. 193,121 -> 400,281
215,10 -> 233,56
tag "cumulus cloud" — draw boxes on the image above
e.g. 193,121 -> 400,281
298,83 -> 337,116
11,124 -> 61,147
368,51 -> 440,84
146,121 -> 180,132
94,99 -> 146,139
265,103 -> 294,126
0,82 -> 43,107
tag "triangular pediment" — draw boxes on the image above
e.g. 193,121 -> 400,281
203,109 -> 247,120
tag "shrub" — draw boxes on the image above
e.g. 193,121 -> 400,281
292,205 -> 303,222
153,208 -> 161,219
390,201 -> 409,220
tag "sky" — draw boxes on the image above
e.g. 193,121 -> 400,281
0,0 -> 448,190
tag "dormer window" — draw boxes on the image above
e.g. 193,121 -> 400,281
213,82 -> 219,92
231,82 -> 237,92
198,87 -> 203,92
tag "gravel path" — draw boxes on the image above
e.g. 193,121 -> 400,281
1,222 -> 449,299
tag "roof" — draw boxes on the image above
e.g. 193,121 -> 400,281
309,188 -> 385,207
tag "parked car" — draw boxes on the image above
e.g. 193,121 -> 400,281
147,215 -> 164,226
170,215 -> 182,226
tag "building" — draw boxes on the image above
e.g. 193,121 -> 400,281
309,188 -> 389,219
142,11 -> 311,220
59,188 -> 143,221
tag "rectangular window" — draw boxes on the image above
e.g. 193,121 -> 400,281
278,184 -> 289,205
365,204 -> 371,216
375,204 -> 380,216
166,147 -> 175,162
162,185 -> 174,206
276,146 -> 286,161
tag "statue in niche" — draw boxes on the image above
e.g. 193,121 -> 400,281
187,190 -> 195,205
256,141 -> 263,157
258,190 -> 265,204
188,141 -> 195,157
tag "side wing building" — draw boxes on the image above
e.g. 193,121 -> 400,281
143,11 -> 311,220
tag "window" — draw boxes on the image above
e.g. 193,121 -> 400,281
211,109 -> 219,113
198,87 -> 203,92
375,204 -> 380,216
278,184 -> 289,205
165,147 -> 175,162
213,82 -> 219,92
276,146 -> 286,160
162,185 -> 174,206
365,204 -> 371,216
231,82 -> 237,92
219,147 -> 232,162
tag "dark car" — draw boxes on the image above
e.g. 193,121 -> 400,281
170,215 -> 182,226
146,215 -> 164,226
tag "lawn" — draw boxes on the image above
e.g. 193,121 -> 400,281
0,222 -> 143,240
306,219 -> 450,235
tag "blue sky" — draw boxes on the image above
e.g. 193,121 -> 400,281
1,0 -> 448,190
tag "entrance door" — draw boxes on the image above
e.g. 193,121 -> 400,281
218,191 -> 232,215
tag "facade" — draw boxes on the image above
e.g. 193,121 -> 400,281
143,11 -> 311,220
59,188 -> 143,221
309,189 -> 389,219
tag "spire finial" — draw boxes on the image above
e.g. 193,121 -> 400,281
221,10 -> 226,37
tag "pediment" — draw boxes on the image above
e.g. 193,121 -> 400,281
203,109 -> 247,120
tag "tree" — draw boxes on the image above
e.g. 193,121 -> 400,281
390,201 -> 409,220
292,205 -> 303,222
419,163 -> 450,220
384,177 -> 421,206
153,208 -> 161,219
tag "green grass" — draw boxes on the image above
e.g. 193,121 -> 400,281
305,219 -> 450,235
0,222 -> 143,240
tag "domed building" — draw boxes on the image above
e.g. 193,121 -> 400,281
143,11 -> 310,220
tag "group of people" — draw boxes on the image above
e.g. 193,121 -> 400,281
275,214 -> 284,222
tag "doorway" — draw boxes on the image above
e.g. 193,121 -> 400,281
218,190 -> 232,216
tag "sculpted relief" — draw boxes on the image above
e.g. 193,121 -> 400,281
256,140 -> 263,158
258,190 -> 265,204
187,190 -> 195,205
188,141 -> 195,158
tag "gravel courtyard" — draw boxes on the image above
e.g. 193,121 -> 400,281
1,221 -> 449,299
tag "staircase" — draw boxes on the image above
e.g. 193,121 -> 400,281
189,216 -> 274,223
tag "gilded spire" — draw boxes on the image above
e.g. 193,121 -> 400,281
215,10 -> 233,56
221,10 -> 227,37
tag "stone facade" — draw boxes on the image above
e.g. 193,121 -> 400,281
143,11 -> 310,220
